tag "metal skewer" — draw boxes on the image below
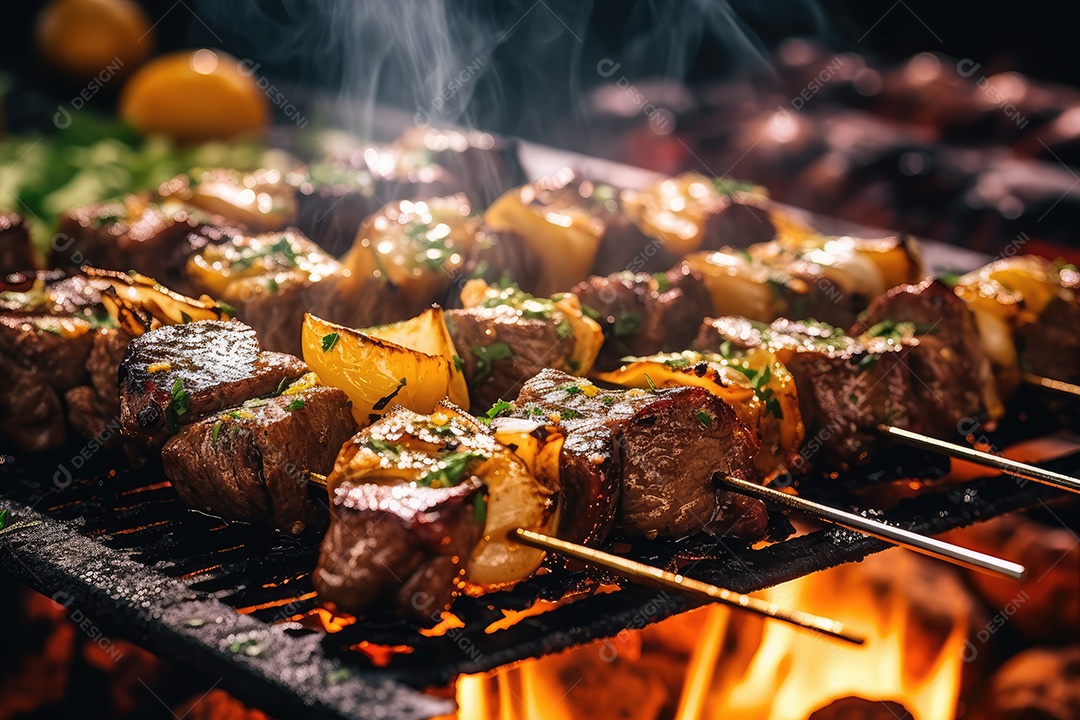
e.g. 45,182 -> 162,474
878,424 -> 1080,496
1023,372 -> 1080,399
512,528 -> 863,645
715,475 -> 1026,580
307,473 -> 862,644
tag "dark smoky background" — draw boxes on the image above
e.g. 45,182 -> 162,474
0,0 -> 1074,138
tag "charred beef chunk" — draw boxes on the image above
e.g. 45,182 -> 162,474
571,263 -> 712,370
0,314 -> 95,452
446,281 -> 603,409
396,128 -> 525,207
692,316 -> 963,471
293,165 -> 386,258
318,479 -> 483,618
508,369 -> 766,541
333,195 -> 483,329
853,278 -> 1002,420
1017,294 -> 1080,383
162,384 -> 355,534
119,320 -> 308,454
0,212 -> 36,275
316,404 -> 542,618
621,173 -> 776,252
185,229 -> 343,355
52,196 -> 239,291
64,328 -> 131,446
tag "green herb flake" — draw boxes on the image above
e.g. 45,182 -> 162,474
556,318 -> 573,339
416,451 -> 486,488
643,373 -> 657,393
601,396 -> 615,406
695,409 -> 712,429
480,399 -> 513,424
473,493 -> 488,525
321,332 -> 340,352
164,378 -> 191,434
286,397 -> 305,411
365,436 -> 404,462
612,311 -> 642,338
0,509 -> 9,530
453,355 -> 465,372
471,342 -> 513,384
218,302 -> 237,319
266,277 -> 279,294
211,421 -> 223,443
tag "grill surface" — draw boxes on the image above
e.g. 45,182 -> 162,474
2,139 -> 1078,719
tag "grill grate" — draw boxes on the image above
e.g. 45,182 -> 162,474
2,414 -> 1075,720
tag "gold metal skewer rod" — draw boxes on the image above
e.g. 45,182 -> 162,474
878,424 -> 1080,496
512,528 -> 864,645
1023,372 -> 1080,399
307,472 -> 862,644
715,475 -> 1026,581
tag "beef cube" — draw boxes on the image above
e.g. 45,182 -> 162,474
396,128 -> 525,207
509,369 -> 765,541
119,320 -> 308,454
0,212 -> 36,276
52,196 -> 239,291
446,282 -> 603,409
162,385 -> 355,534
64,328 -> 131,447
316,479 -> 483,617
185,229 -> 343,355
572,264 -> 712,370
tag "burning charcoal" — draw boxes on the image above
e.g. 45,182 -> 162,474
0,212 -> 36,276
119,320 -> 308,455
571,263 -> 712,371
508,368 -> 765,541
162,383 -> 356,534
807,697 -> 915,720
942,511 -> 1080,643
981,646 -> 1080,720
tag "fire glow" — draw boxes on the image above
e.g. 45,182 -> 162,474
451,548 -> 969,720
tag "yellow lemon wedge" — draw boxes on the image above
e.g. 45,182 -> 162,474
301,310 -> 468,427
120,49 -> 268,141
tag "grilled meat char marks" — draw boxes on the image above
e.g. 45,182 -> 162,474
572,264 -> 712,371
119,320 -> 308,453
162,385 -> 356,534
315,405 -> 505,618
854,278 -> 1001,423
510,369 -> 766,541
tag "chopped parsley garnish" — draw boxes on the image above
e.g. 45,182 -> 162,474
581,304 -> 602,322
453,355 -> 465,372
471,342 -> 513,384
939,272 -> 961,288
211,421 -> 223,443
663,355 -> 691,369
266,277 -> 279,293
286,397 -> 305,411
601,396 -> 615,406
652,272 -> 672,293
695,409 -> 712,429
561,384 -> 582,396
0,509 -> 9,530
231,236 -> 299,271
731,363 -> 783,419
480,399 -> 513,424
560,408 -> 582,420
612,311 -> 642,338
416,451 -> 486,488
365,436 -> 404,462
556,318 -> 573,339
164,378 -> 190,434
643,373 -> 657,392
321,332 -> 340,352
218,302 -> 237,319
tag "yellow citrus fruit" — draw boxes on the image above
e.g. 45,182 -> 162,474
119,49 -> 269,141
36,0 -> 153,81
301,312 -> 468,428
